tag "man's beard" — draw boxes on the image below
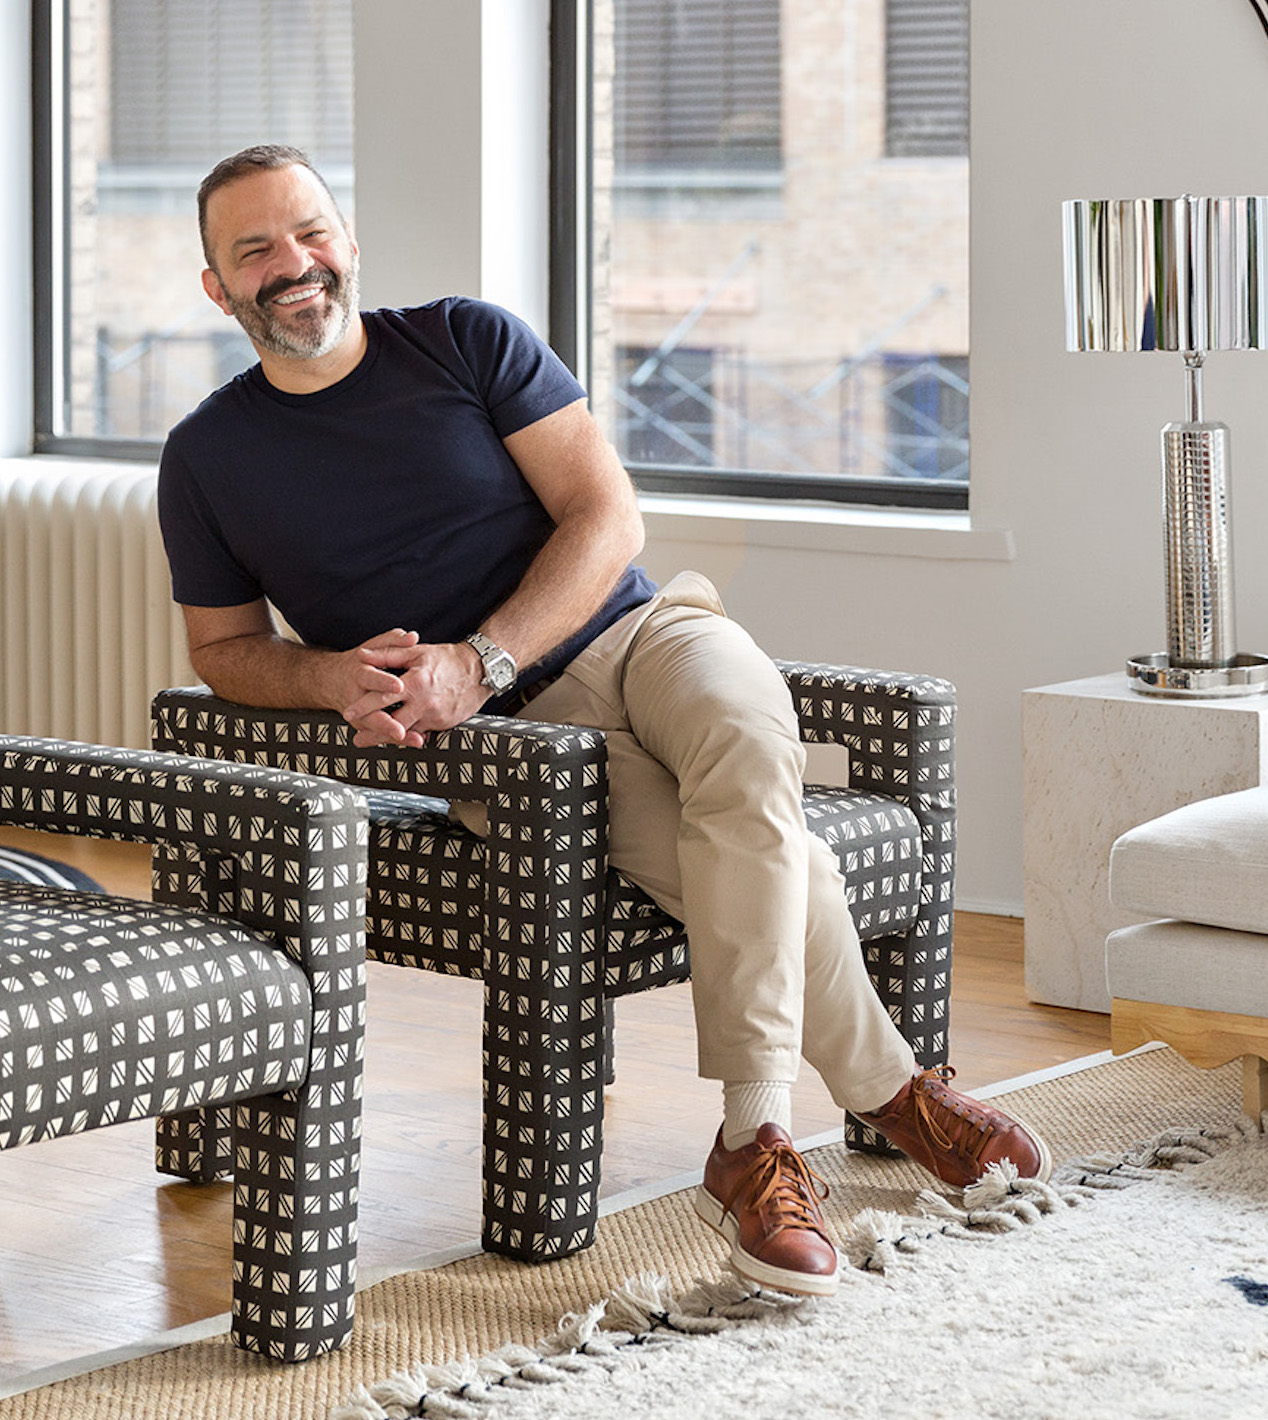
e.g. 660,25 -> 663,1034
225,253 -> 361,359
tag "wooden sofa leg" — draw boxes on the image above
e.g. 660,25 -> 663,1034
1243,1055 -> 1268,1131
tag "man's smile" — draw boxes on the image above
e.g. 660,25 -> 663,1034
256,268 -> 337,311
274,284 -> 323,307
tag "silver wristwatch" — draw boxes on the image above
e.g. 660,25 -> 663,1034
464,631 -> 517,693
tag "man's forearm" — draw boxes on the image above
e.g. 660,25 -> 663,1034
478,503 -> 642,673
191,631 -> 349,710
482,398 -> 647,678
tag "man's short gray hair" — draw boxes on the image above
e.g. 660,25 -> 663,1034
197,145 -> 343,267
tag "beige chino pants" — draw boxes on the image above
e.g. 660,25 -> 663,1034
466,572 -> 915,1113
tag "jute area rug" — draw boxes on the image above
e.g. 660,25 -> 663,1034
1,1047 -> 1262,1420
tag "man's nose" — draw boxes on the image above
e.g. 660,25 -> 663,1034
271,236 -> 314,279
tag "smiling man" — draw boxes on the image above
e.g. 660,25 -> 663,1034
198,160 -> 365,369
158,144 -> 1052,1300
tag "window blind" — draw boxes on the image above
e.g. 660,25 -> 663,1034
109,0 -> 354,167
885,0 -> 968,158
615,0 -> 781,172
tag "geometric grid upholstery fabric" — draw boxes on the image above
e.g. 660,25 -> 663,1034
0,735 -> 368,1363
151,659 -> 955,1260
0,884 -> 311,1143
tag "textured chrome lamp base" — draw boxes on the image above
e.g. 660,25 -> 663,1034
1127,652 -> 1268,698
1126,401 -> 1268,698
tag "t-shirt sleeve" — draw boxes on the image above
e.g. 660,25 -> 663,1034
157,437 -> 263,607
443,299 -> 586,437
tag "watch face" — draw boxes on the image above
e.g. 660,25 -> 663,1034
484,651 -> 515,691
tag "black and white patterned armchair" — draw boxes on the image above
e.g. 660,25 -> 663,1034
0,736 -> 367,1363
151,661 -> 955,1265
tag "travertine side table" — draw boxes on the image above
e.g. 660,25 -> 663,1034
1022,672 -> 1268,1012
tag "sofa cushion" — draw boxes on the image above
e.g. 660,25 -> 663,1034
1109,786 -> 1268,935
1107,918 -> 1268,1019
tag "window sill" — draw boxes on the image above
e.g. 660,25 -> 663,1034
637,493 -> 1015,562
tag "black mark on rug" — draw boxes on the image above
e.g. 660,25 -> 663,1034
1224,1275 -> 1268,1307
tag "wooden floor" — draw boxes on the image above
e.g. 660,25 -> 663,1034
0,828 -> 1111,1381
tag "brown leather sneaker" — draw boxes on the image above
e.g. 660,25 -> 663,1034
854,1066 -> 1053,1190
694,1124 -> 840,1297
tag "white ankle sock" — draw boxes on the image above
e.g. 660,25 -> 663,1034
722,1081 -> 793,1150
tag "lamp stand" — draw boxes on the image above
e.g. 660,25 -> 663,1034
1128,354 -> 1268,696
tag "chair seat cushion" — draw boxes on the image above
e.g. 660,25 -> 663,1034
361,784 -> 923,983
1109,786 -> 1268,935
0,884 -> 311,1148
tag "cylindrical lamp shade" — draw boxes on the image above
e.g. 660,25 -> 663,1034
1063,196 -> 1268,353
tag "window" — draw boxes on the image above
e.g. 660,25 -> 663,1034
575,0 -> 971,508
885,0 -> 970,158
614,0 -> 782,182
34,0 -> 354,456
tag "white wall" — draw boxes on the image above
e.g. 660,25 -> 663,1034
2,1 -> 32,457
353,0 -> 551,334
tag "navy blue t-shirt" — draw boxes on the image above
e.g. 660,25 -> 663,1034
158,298 -> 656,691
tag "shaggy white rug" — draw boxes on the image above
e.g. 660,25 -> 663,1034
339,1124 -> 1268,1420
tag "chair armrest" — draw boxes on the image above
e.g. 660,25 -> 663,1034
778,662 -> 957,1015
775,660 -> 956,817
0,732 -> 368,979
152,686 -> 608,811
151,686 -> 611,963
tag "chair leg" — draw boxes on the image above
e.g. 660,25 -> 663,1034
155,1105 -> 234,1182
1243,1055 -> 1268,1131
228,1089 -> 360,1362
479,969 -> 606,1263
844,928 -> 950,1156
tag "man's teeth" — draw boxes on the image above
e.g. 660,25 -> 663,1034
276,286 -> 321,305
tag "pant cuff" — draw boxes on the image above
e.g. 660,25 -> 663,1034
697,1047 -> 800,1086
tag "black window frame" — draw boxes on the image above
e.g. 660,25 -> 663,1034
34,0 -> 152,459
35,0 -> 968,511
31,0 -> 354,464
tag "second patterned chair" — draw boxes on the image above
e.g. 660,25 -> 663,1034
0,735 -> 367,1362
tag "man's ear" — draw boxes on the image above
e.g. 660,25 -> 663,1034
201,267 -> 232,316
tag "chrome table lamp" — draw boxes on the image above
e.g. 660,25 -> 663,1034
1063,195 -> 1268,696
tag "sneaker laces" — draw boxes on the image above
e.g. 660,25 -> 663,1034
722,1141 -> 830,1237
909,1065 -> 997,1166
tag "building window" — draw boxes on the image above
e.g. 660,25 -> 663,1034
614,0 -> 782,184
884,0 -> 970,159
879,354 -> 969,480
34,0 -> 354,455
578,0 -> 971,508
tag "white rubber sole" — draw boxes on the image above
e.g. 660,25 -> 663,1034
693,1185 -> 840,1298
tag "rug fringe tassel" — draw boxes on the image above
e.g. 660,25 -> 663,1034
328,1273 -> 792,1420
330,1119 -> 1255,1418
889,1120 -> 1254,1256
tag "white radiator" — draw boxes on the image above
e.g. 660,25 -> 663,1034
1,461 -> 195,750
